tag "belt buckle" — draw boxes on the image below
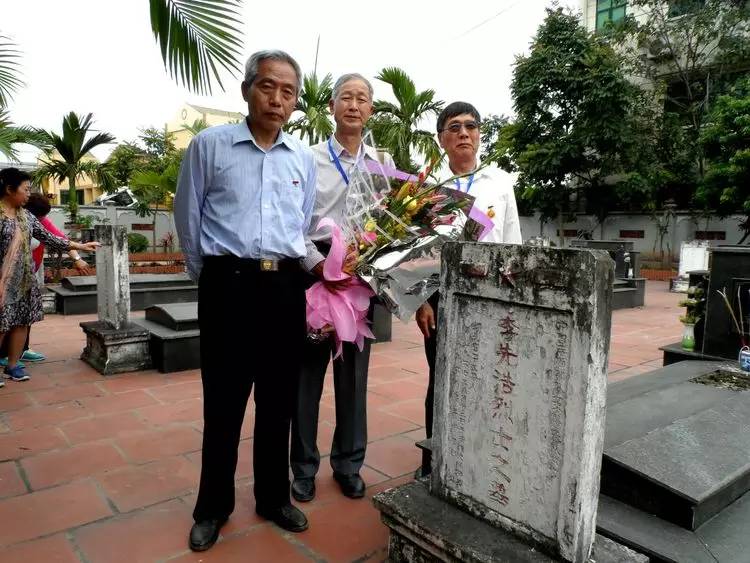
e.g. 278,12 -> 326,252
260,259 -> 277,272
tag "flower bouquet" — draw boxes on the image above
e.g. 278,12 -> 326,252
306,131 -> 505,353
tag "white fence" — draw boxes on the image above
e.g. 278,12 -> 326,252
520,212 -> 747,256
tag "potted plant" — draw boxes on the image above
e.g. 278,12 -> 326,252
160,231 -> 175,253
679,285 -> 706,352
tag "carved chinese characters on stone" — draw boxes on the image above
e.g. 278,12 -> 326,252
443,297 -> 572,539
432,243 -> 613,563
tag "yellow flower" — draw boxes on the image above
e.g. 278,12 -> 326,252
395,182 -> 411,201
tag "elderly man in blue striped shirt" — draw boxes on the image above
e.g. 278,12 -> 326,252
174,49 -> 317,551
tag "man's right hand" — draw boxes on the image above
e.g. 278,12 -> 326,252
416,302 -> 436,338
312,261 -> 352,291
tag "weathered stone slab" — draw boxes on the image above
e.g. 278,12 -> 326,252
61,273 -> 194,292
431,243 -> 614,562
80,320 -> 151,375
95,225 -> 129,330
604,370 -> 750,530
373,481 -> 647,563
145,303 -> 199,331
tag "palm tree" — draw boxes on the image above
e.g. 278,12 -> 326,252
35,112 -> 115,220
370,67 -> 443,172
0,110 -> 49,161
285,72 -> 334,144
149,0 -> 244,94
181,118 -> 209,136
0,34 -> 22,108
131,161 -> 179,251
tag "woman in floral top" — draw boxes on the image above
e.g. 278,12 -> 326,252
0,168 -> 99,384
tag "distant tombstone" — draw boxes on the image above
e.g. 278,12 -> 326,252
679,241 -> 711,277
80,225 -> 151,375
431,243 -> 614,562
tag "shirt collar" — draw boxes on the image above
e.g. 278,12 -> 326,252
328,134 -> 379,162
232,118 -> 294,151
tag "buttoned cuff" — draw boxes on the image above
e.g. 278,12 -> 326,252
301,247 -> 325,272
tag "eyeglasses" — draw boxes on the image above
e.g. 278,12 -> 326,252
441,120 -> 479,134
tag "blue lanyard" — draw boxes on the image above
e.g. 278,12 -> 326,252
454,173 -> 475,193
328,137 -> 351,186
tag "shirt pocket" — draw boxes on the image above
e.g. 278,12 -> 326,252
277,179 -> 305,231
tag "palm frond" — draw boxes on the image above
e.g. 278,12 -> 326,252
149,0 -> 244,95
181,118 -> 209,135
0,35 -> 23,108
0,111 -> 50,161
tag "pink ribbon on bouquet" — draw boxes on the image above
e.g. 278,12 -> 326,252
306,218 -> 375,358
363,159 -> 418,182
469,207 -> 494,241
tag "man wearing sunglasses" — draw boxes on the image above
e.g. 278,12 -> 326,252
415,101 -> 523,476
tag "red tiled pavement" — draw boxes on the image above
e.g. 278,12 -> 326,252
0,281 -> 682,560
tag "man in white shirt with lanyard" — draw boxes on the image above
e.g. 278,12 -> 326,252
415,101 -> 523,476
293,73 -> 395,502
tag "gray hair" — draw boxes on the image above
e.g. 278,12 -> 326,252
243,50 -> 302,94
332,73 -> 374,101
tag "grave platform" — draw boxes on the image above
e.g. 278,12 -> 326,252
134,301 -> 393,373
374,480 -> 647,563
598,360 -> 750,562
613,278 -> 646,310
660,341 -> 727,366
134,303 -> 200,373
51,273 -> 197,315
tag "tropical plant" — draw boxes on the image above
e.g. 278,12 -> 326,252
0,34 -> 22,108
0,110 -> 49,161
609,0 -> 750,187
130,160 -> 180,251
498,8 -> 650,243
105,142 -> 150,187
181,118 -> 209,136
140,126 -> 177,160
479,114 -> 510,162
370,67 -> 443,173
34,112 -> 116,220
696,77 -> 750,243
148,0 -> 244,94
284,72 -> 334,144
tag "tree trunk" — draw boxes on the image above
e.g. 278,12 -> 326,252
152,204 -> 158,252
68,172 -> 78,221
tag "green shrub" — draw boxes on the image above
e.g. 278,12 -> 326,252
127,232 -> 149,254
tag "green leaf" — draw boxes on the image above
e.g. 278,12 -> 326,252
0,34 -> 23,108
149,0 -> 244,95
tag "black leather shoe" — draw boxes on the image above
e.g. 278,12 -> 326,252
189,518 -> 226,552
334,472 -> 365,499
256,503 -> 309,532
291,478 -> 315,502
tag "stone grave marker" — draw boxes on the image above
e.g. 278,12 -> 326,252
431,243 -> 614,562
80,225 -> 151,374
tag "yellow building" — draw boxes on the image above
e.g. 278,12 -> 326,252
166,103 -> 245,150
36,152 -> 104,205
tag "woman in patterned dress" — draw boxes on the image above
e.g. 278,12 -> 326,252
0,168 -> 99,385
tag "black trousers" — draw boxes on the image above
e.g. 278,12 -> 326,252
423,292 -> 440,441
192,256 -> 305,522
290,284 -> 371,479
